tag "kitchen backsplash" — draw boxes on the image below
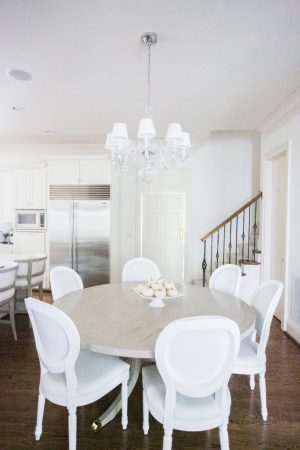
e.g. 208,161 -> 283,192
0,222 -> 13,233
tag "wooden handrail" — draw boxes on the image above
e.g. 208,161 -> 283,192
201,191 -> 262,242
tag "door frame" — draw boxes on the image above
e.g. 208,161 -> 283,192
261,140 -> 291,331
136,169 -> 191,282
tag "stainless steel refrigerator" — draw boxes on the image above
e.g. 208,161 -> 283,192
49,186 -> 110,287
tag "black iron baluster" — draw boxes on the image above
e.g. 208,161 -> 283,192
235,215 -> 238,264
228,220 -> 232,263
241,210 -> 245,262
216,230 -> 220,268
253,200 -> 258,262
210,235 -> 213,275
202,240 -> 207,287
223,225 -> 226,265
247,206 -> 251,261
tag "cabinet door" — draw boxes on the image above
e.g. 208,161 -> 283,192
79,159 -> 111,184
31,168 -> 46,208
0,171 -> 16,221
15,169 -> 46,209
15,170 -> 31,208
14,231 -> 46,254
48,161 -> 80,184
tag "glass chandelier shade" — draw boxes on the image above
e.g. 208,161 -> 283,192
105,32 -> 191,184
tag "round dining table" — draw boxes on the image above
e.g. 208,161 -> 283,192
56,282 -> 255,431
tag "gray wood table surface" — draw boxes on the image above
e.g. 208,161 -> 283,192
56,282 -> 255,359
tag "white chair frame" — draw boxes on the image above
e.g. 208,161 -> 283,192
233,280 -> 283,421
50,266 -> 83,302
25,297 -> 129,450
0,263 -> 18,340
142,316 -> 240,450
209,264 -> 242,297
122,257 -> 161,282
15,255 -> 47,300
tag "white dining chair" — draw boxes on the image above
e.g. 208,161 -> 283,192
25,297 -> 129,450
0,263 -> 19,340
50,266 -> 83,302
15,255 -> 47,300
232,280 -> 283,421
121,257 -> 161,282
142,316 -> 240,450
209,264 -> 242,297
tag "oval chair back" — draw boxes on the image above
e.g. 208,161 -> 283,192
122,257 -> 161,282
50,266 -> 83,302
209,264 -> 242,297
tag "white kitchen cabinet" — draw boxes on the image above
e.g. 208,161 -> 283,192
14,231 -> 46,254
15,168 -> 46,209
0,244 -> 14,255
48,159 -> 111,184
0,170 -> 16,221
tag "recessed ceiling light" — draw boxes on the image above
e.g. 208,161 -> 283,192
12,106 -> 26,111
6,68 -> 32,81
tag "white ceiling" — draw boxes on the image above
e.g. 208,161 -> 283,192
0,0 -> 299,148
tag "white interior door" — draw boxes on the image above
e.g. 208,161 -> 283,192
141,193 -> 185,282
270,153 -> 287,321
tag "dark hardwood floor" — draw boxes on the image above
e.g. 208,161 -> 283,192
0,295 -> 299,450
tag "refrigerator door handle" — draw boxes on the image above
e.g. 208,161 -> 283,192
74,202 -> 78,272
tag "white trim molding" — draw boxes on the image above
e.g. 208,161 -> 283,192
258,87 -> 300,137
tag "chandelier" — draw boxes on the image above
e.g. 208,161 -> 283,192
105,32 -> 191,184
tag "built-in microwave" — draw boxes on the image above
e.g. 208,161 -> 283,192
14,209 -> 46,230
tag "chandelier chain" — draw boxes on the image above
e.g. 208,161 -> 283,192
147,43 -> 151,115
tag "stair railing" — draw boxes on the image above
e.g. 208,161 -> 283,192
200,191 -> 262,286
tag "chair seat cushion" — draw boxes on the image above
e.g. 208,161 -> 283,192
233,338 -> 264,374
41,349 -> 129,407
143,365 -> 230,432
0,288 -> 15,303
16,274 -> 44,288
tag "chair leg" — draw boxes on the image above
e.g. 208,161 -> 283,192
35,392 -> 46,441
8,297 -> 17,341
163,428 -> 173,450
249,374 -> 255,390
259,371 -> 268,421
38,283 -> 43,301
68,407 -> 77,450
219,423 -> 229,450
121,376 -> 128,430
143,389 -> 149,435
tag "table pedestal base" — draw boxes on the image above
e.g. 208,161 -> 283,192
91,358 -> 142,432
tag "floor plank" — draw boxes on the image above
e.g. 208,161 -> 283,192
0,295 -> 299,449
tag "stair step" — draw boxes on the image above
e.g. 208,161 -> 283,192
239,259 -> 261,265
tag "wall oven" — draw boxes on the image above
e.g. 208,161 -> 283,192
14,209 -> 46,230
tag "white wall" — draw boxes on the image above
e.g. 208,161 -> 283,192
187,131 -> 260,281
261,112 -> 300,342
112,131 -> 260,282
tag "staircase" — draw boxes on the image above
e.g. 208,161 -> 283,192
200,192 -> 263,302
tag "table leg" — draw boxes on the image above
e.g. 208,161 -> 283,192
91,357 -> 142,432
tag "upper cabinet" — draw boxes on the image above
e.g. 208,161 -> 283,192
0,170 -> 16,221
15,168 -> 46,209
48,159 -> 111,185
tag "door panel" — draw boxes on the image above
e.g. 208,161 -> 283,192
49,201 -> 73,269
142,193 -> 185,282
270,154 -> 287,321
75,201 -> 110,287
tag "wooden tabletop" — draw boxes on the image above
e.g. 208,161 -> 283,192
55,283 -> 256,359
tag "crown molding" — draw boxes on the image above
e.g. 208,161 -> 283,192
257,87 -> 300,136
